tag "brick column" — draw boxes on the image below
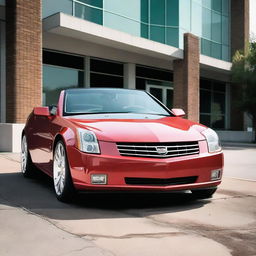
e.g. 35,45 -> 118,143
230,0 -> 249,131
173,33 -> 200,122
6,0 -> 42,123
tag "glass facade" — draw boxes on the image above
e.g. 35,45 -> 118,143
90,58 -> 124,88
43,51 -> 84,106
136,66 -> 173,109
46,0 -> 231,61
200,78 -> 227,129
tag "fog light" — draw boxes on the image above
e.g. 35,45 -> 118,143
91,174 -> 107,184
211,169 -> 222,181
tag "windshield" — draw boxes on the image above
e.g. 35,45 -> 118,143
64,89 -> 171,116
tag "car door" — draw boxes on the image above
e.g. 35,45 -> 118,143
30,107 -> 60,175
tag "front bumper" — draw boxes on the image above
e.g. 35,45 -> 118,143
67,140 -> 224,191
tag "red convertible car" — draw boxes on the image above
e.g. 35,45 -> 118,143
21,88 -> 223,202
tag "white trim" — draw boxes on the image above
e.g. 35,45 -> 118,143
200,54 -> 232,72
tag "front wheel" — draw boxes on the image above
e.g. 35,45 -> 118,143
191,188 -> 217,199
21,135 -> 36,178
53,141 -> 76,202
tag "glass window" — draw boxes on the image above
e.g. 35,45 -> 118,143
211,42 -> 222,59
136,66 -> 173,81
202,0 -> 211,8
211,115 -> 225,129
104,0 -> 141,36
166,89 -> 173,109
90,73 -> 123,88
222,15 -> 229,45
75,2 -> 103,25
166,27 -> 179,48
213,92 -> 225,114
141,0 -> 149,38
212,12 -> 221,43
43,51 -> 84,70
149,87 -> 163,102
179,0 -> 191,31
200,90 -> 211,113
150,0 -> 165,25
43,65 -> 84,106
200,79 -> 227,130
150,25 -> 165,43
222,0 -> 230,15
202,7 -> 212,40
141,0 -> 149,23
213,81 -> 226,92
166,0 -> 179,27
136,78 -> 146,90
42,0 -> 72,18
200,114 -> 211,127
201,38 -> 211,56
212,0 -> 222,13
222,45 -> 230,61
90,58 -> 123,76
200,79 -> 212,90
191,1 -> 202,37
79,0 -> 102,8
141,24 -> 149,39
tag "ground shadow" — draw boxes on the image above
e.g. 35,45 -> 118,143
0,171 -> 210,221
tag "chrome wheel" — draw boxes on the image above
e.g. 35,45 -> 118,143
53,142 -> 66,196
21,136 -> 28,173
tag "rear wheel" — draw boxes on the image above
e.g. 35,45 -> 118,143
21,135 -> 36,178
53,140 -> 76,202
191,188 -> 217,199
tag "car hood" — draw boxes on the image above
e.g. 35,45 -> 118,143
66,114 -> 207,142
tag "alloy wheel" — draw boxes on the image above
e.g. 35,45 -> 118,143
53,142 -> 66,196
21,136 -> 28,173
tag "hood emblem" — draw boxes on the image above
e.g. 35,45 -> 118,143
156,146 -> 168,155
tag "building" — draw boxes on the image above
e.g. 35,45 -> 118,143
0,0 -> 253,152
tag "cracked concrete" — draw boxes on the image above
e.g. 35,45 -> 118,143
0,146 -> 256,256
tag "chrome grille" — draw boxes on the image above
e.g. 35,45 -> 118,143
116,141 -> 199,158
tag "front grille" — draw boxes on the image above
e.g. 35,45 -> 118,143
125,176 -> 198,186
116,141 -> 199,158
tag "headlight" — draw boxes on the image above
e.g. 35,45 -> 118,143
202,128 -> 221,153
77,129 -> 100,154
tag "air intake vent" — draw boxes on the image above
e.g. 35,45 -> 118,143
125,176 -> 198,186
117,141 -> 199,158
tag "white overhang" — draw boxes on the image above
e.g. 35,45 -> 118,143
43,13 -> 232,73
43,12 -> 183,61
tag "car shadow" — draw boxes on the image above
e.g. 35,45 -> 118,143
0,171 -> 210,221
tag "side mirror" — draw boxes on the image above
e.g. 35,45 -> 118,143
34,107 -> 50,117
171,108 -> 185,117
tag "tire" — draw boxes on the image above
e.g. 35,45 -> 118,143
53,140 -> 76,202
191,188 -> 217,199
21,135 -> 36,178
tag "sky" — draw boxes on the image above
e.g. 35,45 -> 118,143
250,0 -> 256,38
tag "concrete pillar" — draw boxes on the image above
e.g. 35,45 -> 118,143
230,0 -> 249,130
84,56 -> 90,88
124,63 -> 136,89
6,0 -> 42,123
173,33 -> 200,122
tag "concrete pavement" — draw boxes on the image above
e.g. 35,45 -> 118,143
0,147 -> 255,256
